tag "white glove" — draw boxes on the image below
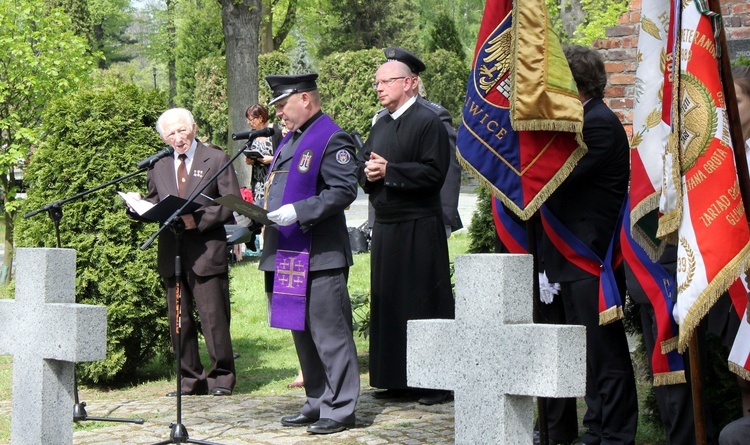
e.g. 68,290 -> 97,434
233,211 -> 253,227
267,204 -> 298,226
538,271 -> 561,304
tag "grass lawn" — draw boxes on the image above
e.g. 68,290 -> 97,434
0,232 -> 471,441
0,231 -> 670,443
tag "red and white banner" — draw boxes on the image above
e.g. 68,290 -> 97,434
667,1 -> 750,352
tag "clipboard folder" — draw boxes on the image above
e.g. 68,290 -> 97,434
120,193 -> 202,224
212,194 -> 274,226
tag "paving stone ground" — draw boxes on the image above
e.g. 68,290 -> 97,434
54,388 -> 455,445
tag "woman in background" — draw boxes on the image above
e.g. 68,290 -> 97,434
244,104 -> 276,206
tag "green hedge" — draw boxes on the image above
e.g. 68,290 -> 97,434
16,83 -> 171,383
190,48 -> 469,142
318,48 -> 383,138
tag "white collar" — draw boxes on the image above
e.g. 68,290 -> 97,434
390,96 -> 417,120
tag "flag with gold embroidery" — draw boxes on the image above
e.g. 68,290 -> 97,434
663,0 -> 750,352
629,0 -> 673,257
456,0 -> 586,220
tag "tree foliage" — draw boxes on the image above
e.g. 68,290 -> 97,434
16,83 -> 171,382
427,12 -> 466,62
0,0 -> 96,278
545,0 -> 628,45
313,0 -> 418,58
421,49 -> 469,127
467,186 -> 497,254
174,0 -> 225,110
317,49 -> 383,138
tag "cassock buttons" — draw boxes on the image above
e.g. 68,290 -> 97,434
385,182 -> 391,186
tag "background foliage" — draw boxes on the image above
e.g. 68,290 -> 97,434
15,83 -> 171,382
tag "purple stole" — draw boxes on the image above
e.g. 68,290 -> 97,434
269,115 -> 341,331
540,203 -> 625,325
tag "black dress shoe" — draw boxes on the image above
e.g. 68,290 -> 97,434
306,418 -> 352,434
211,387 -> 232,396
417,390 -> 452,405
281,413 -> 318,426
371,389 -> 410,399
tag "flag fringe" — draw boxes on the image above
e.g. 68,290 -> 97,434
678,240 -> 750,352
629,193 -> 666,261
599,305 -> 624,325
653,370 -> 687,386
728,361 -> 750,381
661,336 -> 679,354
457,140 -> 586,221
512,119 -> 583,134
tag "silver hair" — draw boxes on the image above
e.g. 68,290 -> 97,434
155,108 -> 195,137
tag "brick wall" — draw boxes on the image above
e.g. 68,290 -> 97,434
592,0 -> 750,136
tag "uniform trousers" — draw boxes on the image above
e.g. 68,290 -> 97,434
268,268 -> 359,423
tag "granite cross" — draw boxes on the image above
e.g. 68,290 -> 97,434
407,254 -> 586,444
0,248 -> 107,445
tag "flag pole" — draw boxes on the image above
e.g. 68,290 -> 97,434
688,333 -> 708,445
527,213 -> 549,445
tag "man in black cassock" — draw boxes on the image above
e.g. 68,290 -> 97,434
357,52 -> 454,406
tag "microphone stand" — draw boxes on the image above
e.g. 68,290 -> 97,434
141,135 -> 264,445
24,167 -> 151,425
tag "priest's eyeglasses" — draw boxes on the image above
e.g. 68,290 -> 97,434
371,77 -> 406,89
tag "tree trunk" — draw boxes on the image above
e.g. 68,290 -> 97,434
260,0 -> 274,54
167,0 -> 177,106
559,0 -> 584,40
220,0 -> 262,189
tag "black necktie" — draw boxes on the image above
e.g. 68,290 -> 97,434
177,154 -> 188,197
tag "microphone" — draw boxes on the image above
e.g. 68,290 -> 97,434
137,146 -> 174,170
232,127 -> 274,140
351,131 -> 364,150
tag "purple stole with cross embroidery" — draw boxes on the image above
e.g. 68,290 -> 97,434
269,114 -> 341,331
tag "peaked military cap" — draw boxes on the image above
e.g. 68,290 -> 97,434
384,46 -> 426,74
266,73 -> 319,105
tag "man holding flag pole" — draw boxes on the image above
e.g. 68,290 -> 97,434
457,0 -> 638,442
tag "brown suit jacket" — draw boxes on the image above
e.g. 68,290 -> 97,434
145,140 -> 240,278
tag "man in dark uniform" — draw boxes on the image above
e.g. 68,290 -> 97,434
358,55 -> 454,406
260,73 -> 360,435
370,46 -> 463,237
144,107 -> 239,397
541,45 -> 637,444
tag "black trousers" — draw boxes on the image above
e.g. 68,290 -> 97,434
561,276 -> 638,445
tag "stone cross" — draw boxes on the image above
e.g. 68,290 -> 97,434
407,254 -> 586,444
0,248 -> 107,445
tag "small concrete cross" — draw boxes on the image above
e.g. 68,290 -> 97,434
407,254 -> 586,444
0,248 -> 106,445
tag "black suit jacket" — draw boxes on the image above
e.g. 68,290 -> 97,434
542,98 -> 630,283
145,140 -> 240,278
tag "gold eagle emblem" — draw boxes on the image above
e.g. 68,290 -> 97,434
478,29 -> 512,95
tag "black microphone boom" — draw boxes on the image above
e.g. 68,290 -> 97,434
136,146 -> 174,170
351,131 -> 364,150
232,127 -> 274,140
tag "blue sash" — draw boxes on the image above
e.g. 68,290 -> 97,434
540,204 -> 625,325
620,201 -> 685,385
